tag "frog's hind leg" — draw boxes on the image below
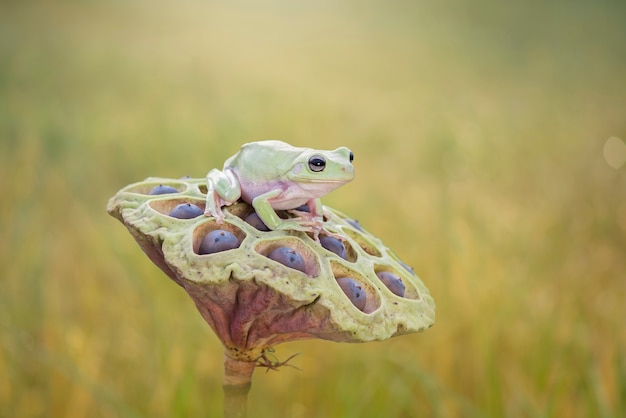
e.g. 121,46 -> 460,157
204,168 -> 241,222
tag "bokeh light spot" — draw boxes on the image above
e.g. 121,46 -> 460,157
602,136 -> 626,169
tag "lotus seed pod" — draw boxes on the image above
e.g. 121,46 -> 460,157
107,176 -> 435,361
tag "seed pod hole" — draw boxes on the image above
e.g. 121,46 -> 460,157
386,250 -> 418,277
222,204 -> 271,232
193,222 -> 246,255
220,202 -> 252,219
255,238 -> 320,277
375,265 -> 421,300
267,247 -> 306,273
125,181 -> 186,195
343,228 -> 382,258
150,184 -> 180,195
170,203 -> 204,219
336,277 -> 367,311
346,219 -> 363,231
331,261 -> 380,314
319,235 -> 357,262
244,212 -> 270,232
320,236 -> 346,258
199,230 -> 240,254
149,199 -> 205,218
399,262 -> 415,275
375,271 -> 405,297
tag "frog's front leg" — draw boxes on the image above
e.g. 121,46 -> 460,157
307,198 -> 324,220
205,168 -> 241,222
286,199 -> 325,227
289,199 -> 347,241
252,191 -> 323,234
286,199 -> 323,221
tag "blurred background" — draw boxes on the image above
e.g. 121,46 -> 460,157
1,0 -> 625,417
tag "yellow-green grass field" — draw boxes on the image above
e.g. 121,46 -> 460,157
1,1 -> 625,417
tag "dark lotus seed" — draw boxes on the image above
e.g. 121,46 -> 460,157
267,246 -> 306,273
198,230 -> 240,254
399,262 -> 415,275
346,219 -> 362,231
293,204 -> 310,213
149,184 -> 179,195
244,212 -> 270,231
376,271 -> 406,297
336,277 -> 367,311
169,203 -> 203,219
320,236 -> 347,259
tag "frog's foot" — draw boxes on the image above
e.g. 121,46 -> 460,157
204,206 -> 226,223
286,211 -> 344,242
319,228 -> 345,242
297,221 -> 333,243
298,217 -> 325,235
287,209 -> 316,221
274,217 -> 323,237
306,223 -> 324,242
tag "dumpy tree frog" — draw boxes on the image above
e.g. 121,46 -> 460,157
205,140 -> 354,238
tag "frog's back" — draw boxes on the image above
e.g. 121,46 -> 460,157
225,140 -> 301,178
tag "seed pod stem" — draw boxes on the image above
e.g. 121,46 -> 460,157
223,353 -> 255,418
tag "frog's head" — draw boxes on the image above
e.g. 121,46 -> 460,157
288,146 -> 355,185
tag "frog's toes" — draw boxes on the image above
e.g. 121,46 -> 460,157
288,209 -> 316,222
205,209 -> 225,224
300,220 -> 324,232
321,229 -> 345,242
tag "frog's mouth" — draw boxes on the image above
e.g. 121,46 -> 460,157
306,178 -> 352,182
289,169 -> 355,182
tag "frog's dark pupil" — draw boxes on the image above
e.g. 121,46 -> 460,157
349,151 -> 354,162
309,156 -> 326,172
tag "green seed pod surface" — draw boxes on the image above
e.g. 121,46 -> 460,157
107,177 -> 435,361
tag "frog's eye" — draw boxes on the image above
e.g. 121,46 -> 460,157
349,151 -> 354,162
308,156 -> 326,172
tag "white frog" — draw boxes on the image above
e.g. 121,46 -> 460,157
205,140 -> 354,238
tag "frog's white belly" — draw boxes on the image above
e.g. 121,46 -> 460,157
239,179 -> 326,210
